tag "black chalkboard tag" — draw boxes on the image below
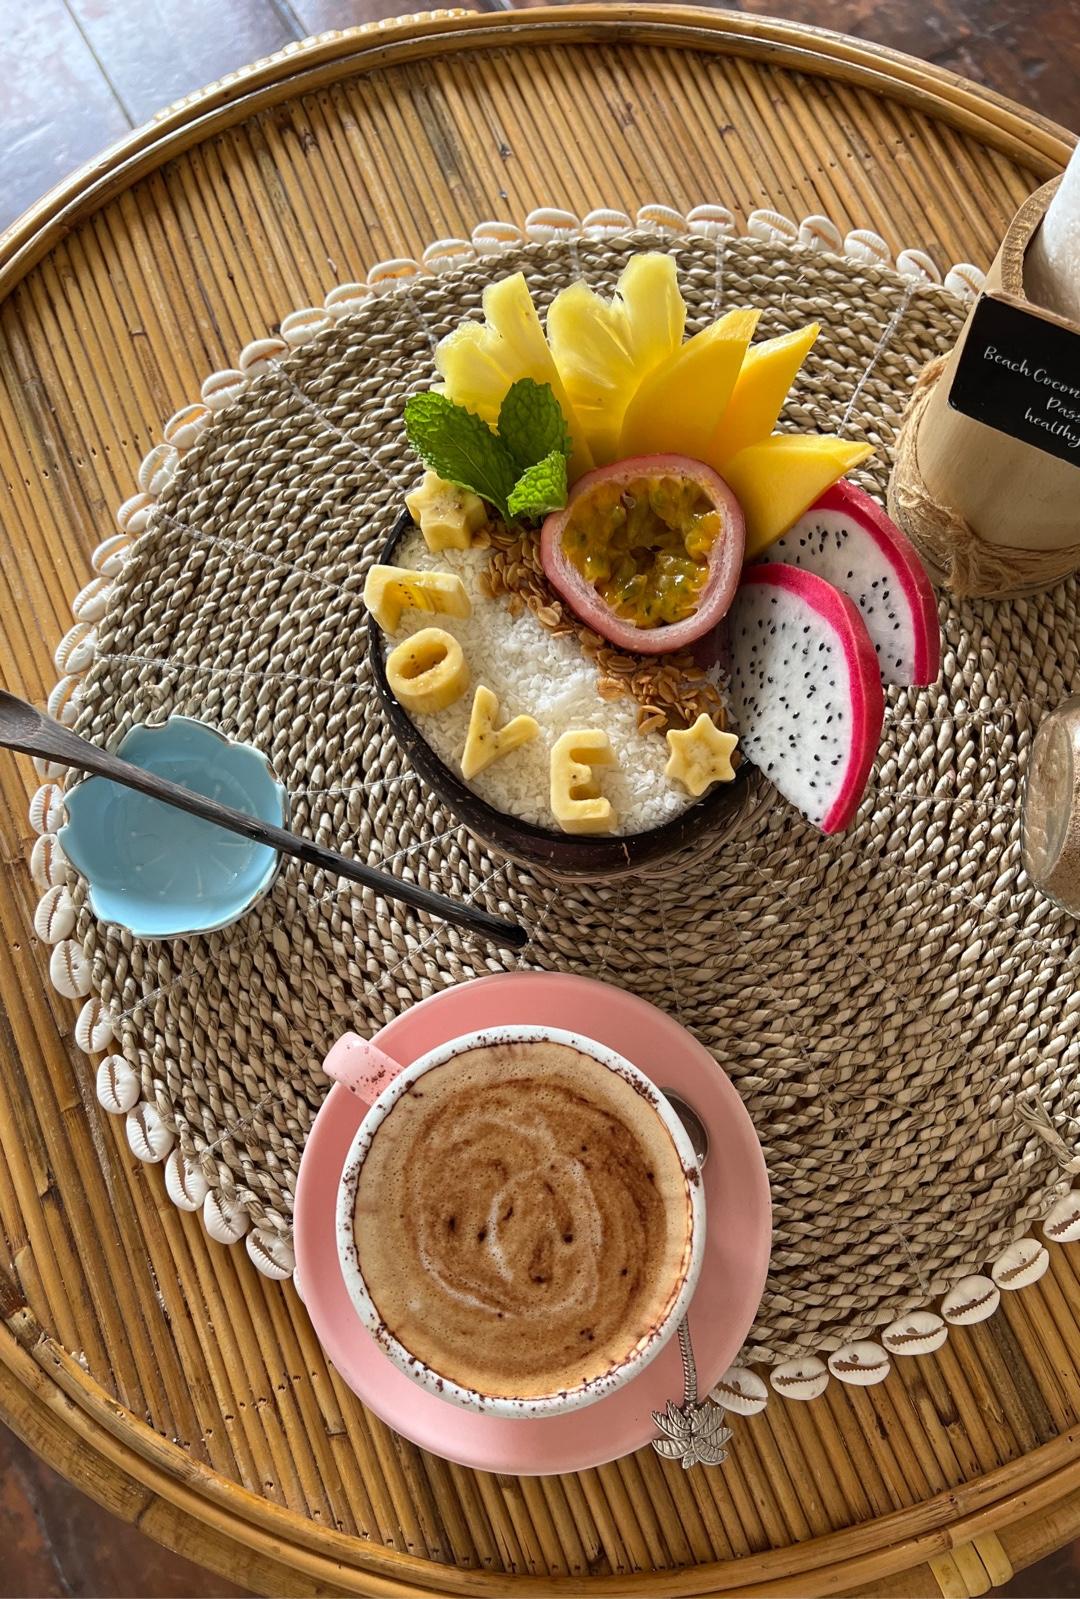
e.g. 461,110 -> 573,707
948,294 -> 1080,469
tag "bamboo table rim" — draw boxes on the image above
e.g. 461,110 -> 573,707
2,9 -> 1080,1596
0,7 -> 1073,296
6,1273 -> 1080,1597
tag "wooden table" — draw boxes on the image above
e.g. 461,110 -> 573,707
0,9 -> 1077,1594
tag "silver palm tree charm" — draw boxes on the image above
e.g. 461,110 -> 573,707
652,1320 -> 732,1469
652,1090 -> 732,1469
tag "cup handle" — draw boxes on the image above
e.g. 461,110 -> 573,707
323,1032 -> 403,1112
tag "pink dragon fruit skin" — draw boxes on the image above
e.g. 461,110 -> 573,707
764,480 -> 940,687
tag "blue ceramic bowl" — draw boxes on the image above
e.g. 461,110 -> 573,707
60,716 -> 288,940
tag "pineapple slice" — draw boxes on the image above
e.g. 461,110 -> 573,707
435,272 -> 593,481
618,308 -> 760,461
722,435 -> 873,557
548,253 -> 686,464
708,321 -> 820,468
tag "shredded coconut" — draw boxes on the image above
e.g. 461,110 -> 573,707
390,531 -> 695,834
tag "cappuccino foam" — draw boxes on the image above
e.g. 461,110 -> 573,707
352,1037 -> 694,1400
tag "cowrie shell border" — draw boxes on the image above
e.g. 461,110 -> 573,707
35,196 -> 1071,1397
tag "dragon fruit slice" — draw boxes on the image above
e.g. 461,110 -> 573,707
763,481 -> 940,686
728,564 -> 885,833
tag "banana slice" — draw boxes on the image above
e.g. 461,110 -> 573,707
405,470 -> 487,552
363,564 -> 470,633
550,729 -> 617,834
461,686 -> 539,780
386,628 -> 470,714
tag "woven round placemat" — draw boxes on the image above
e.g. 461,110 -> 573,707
65,232 -> 1080,1367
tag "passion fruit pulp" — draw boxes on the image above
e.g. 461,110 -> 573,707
540,455 -> 744,656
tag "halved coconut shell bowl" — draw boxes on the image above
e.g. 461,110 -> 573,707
369,511 -> 765,880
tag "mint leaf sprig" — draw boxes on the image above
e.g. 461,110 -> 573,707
508,451 -> 567,520
404,378 -> 571,526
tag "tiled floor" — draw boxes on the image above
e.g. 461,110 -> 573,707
1,0 -> 1078,1593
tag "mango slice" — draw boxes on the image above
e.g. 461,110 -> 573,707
548,253 -> 686,464
405,471 -> 487,552
363,564 -> 471,634
665,714 -> 739,796
550,729 -> 617,835
385,628 -> 469,713
434,272 -> 593,481
618,308 -> 760,461
721,436 -> 874,557
708,321 -> 820,468
460,685 -> 539,780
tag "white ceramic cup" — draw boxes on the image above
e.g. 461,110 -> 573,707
327,1023 -> 707,1418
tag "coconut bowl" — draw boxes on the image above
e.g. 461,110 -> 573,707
369,511 -> 763,879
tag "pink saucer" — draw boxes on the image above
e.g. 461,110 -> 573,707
294,972 -> 771,1475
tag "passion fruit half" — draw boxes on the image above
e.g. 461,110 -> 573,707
540,454 -> 745,656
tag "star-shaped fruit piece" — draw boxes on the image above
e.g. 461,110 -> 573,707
405,470 -> 487,552
665,714 -> 739,797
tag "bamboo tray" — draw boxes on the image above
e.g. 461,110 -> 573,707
1,9 -> 1078,1595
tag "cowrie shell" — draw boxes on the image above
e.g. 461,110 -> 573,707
29,783 -> 66,835
896,248 -> 941,285
203,1188 -> 249,1244
366,258 -> 422,291
75,996 -> 115,1054
711,1365 -> 768,1415
92,533 -> 132,576
944,262 -> 985,299
50,939 -> 92,999
471,220 -> 524,254
687,204 -> 735,239
992,1237 -> 1049,1290
280,305 -> 333,346
581,207 -> 633,239
421,239 -> 477,273
524,208 -> 580,244
47,675 -> 82,728
799,214 -> 842,252
322,284 -> 372,319
30,833 -> 67,892
237,336 -> 287,376
33,756 -> 68,783
882,1310 -> 947,1356
828,1341 -> 890,1386
162,403 -> 211,451
747,208 -> 798,245
770,1356 -> 829,1400
164,1148 -> 209,1211
844,228 -> 891,267
96,1054 -> 141,1115
247,1227 -> 294,1279
115,493 -> 153,536
126,1101 -> 174,1163
637,203 -> 688,234
54,621 -> 97,675
71,575 -> 112,624
291,1264 -> 305,1303
137,443 -> 179,497
1044,1189 -> 1080,1244
34,884 -> 75,944
942,1274 -> 1000,1325
201,369 -> 246,411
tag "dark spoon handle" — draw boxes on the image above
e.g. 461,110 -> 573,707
0,693 -> 527,951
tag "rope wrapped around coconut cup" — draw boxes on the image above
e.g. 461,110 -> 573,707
62,232 -> 1080,1365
